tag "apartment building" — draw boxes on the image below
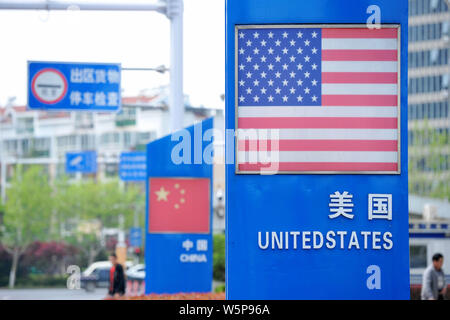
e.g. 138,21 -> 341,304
408,0 -> 450,197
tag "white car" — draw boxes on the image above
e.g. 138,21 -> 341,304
81,260 -> 134,292
126,264 -> 145,281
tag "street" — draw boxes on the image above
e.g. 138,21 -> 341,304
0,288 -> 108,300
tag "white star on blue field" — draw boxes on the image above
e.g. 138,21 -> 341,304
237,28 -> 322,106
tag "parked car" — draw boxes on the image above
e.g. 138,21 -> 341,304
126,264 -> 145,281
81,261 -> 134,292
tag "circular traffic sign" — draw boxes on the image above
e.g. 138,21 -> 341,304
31,68 -> 68,104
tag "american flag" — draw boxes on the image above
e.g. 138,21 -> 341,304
236,26 -> 400,174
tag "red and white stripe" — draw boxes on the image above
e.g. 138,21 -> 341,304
237,28 -> 399,173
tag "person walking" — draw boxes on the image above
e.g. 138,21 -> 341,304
421,253 -> 447,300
108,253 -> 126,298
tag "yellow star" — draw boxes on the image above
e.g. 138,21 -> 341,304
155,187 -> 170,201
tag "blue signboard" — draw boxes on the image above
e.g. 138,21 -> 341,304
119,152 -> 147,181
66,151 -> 97,174
129,227 -> 142,248
225,0 -> 409,299
145,118 -> 214,294
28,61 -> 121,111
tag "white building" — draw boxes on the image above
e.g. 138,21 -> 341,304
0,86 -> 225,233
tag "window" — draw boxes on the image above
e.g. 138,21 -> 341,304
81,134 -> 95,150
410,245 -> 427,268
100,132 -> 120,145
431,0 -> 439,11
442,74 -> 449,89
75,112 -> 94,129
105,163 -> 118,177
442,21 -> 449,36
115,107 -> 136,126
16,117 -> 34,134
98,269 -> 110,282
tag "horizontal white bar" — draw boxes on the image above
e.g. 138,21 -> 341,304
322,83 -> 398,95
238,106 -> 398,118
322,61 -> 398,73
238,151 -> 398,163
0,1 -> 166,12
322,38 -> 398,50
236,128 -> 398,140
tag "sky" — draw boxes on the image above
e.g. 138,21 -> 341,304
0,0 -> 225,109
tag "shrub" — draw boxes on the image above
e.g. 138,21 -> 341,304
107,292 -> 226,300
214,283 -> 225,293
213,233 -> 225,282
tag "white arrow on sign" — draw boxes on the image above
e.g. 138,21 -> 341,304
69,155 -> 83,167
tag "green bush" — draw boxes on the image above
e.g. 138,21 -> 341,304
214,283 -> 225,293
213,233 -> 225,282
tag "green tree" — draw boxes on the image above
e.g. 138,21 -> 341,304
409,122 -> 449,200
53,177 -> 144,266
213,233 -> 225,282
1,166 -> 52,288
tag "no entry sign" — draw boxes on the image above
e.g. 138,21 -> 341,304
28,61 -> 121,112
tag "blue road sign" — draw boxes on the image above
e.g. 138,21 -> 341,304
119,152 -> 147,181
145,118 -> 214,294
66,151 -> 97,174
225,0 -> 409,299
129,227 -> 142,248
28,61 -> 121,112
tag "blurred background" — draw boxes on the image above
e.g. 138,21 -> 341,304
0,0 -> 448,299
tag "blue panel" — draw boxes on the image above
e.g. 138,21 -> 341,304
225,0 -> 409,299
65,151 -> 97,174
28,61 -> 121,112
145,118 -> 214,294
119,152 -> 147,181
129,227 -> 142,248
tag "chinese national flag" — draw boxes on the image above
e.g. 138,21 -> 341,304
148,178 -> 210,233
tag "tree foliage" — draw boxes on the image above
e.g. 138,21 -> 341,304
3,165 -> 52,249
408,122 -> 449,200
0,165 -> 145,287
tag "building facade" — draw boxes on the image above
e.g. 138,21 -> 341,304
408,0 -> 449,198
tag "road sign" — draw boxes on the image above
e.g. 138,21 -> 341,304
66,151 -> 97,174
225,0 -> 409,299
119,152 -> 147,181
129,227 -> 142,248
28,61 -> 121,112
145,118 -> 213,294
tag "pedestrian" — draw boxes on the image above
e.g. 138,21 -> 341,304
421,253 -> 447,300
108,253 -> 126,298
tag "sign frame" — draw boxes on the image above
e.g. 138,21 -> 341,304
119,151 -> 147,181
129,227 -> 142,248
148,176 -> 211,235
65,151 -> 98,174
145,118 -> 214,294
225,0 -> 410,300
234,23 -> 402,175
27,60 -> 122,112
